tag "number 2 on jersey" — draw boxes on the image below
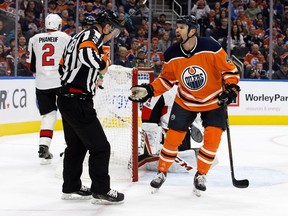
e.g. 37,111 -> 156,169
42,43 -> 55,66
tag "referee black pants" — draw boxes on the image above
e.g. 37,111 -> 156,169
57,95 -> 111,194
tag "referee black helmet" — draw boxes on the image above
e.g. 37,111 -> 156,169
95,10 -> 121,31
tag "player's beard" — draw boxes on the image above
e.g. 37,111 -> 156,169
176,36 -> 183,43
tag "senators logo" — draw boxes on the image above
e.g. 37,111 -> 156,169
181,66 -> 207,91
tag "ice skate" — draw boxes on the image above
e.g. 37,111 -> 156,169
193,171 -> 206,197
91,189 -> 124,205
61,186 -> 92,200
38,145 -> 53,165
150,172 -> 167,194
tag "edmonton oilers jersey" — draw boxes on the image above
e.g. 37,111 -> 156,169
151,36 -> 240,112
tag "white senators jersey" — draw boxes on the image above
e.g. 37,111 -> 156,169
27,31 -> 71,89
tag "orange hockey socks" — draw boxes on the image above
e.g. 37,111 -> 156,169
197,126 -> 223,175
157,129 -> 187,172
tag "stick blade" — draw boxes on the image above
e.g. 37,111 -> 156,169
233,179 -> 249,188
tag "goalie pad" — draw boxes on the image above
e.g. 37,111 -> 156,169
141,122 -> 163,155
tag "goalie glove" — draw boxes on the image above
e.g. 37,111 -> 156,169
218,84 -> 240,106
129,84 -> 154,102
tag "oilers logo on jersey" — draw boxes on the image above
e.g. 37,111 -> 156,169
182,66 -> 207,91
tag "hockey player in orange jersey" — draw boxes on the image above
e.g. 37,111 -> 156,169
129,15 -> 240,196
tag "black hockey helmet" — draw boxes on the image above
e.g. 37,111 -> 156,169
95,10 -> 121,31
82,16 -> 96,26
176,15 -> 198,30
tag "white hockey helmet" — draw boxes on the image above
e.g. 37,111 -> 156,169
45,13 -> 62,31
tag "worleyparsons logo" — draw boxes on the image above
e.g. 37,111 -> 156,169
181,66 -> 207,91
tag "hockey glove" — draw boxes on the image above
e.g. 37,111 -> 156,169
218,84 -> 240,106
129,84 -> 154,103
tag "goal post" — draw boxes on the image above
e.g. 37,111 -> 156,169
94,65 -> 154,182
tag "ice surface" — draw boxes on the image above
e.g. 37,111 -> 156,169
0,125 -> 288,216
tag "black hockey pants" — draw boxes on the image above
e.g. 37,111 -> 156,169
57,94 -> 111,194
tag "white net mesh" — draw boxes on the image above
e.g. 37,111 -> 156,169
94,65 -> 135,181
55,65 -> 153,181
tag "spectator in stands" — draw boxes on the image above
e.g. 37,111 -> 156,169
67,1 -> 76,19
282,11 -> 288,33
62,16 -> 76,37
17,53 -> 31,76
5,38 -> 15,56
244,25 -> 263,50
202,9 -> 217,37
238,6 -> 252,30
48,0 -> 60,14
0,44 -> 10,76
116,24 -> 131,49
151,22 -> 161,39
254,18 -> 266,39
139,0 -> 149,19
0,20 -> 6,45
5,46 -> 16,76
118,12 -> 135,34
157,13 -> 167,36
191,0 -> 210,35
114,46 -> 132,68
212,17 -> 228,49
19,9 -> 40,34
231,0 -> 241,21
149,37 -> 164,77
94,0 -> 106,14
215,8 -> 228,28
158,31 -> 171,53
248,62 -> 268,79
234,17 -> 248,35
272,59 -> 288,80
56,0 -> 68,11
130,49 -> 149,68
18,35 -> 27,58
126,39 -> 140,62
163,21 -> 176,42
273,37 -> 287,62
243,43 -> 265,78
262,53 -> 280,74
135,26 -> 148,53
60,9 -> 70,27
25,0 -> 42,20
191,0 -> 210,21
116,4 -> 132,25
83,2 -> 97,19
263,27 -> 282,49
105,2 -> 113,11
213,1 -> 222,20
244,0 -> 262,20
230,24 -> 245,50
124,0 -> 141,17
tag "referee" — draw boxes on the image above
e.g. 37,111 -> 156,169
57,11 -> 124,204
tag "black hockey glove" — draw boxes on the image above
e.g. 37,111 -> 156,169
129,84 -> 154,103
218,84 -> 240,106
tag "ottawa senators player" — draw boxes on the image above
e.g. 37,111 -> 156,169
129,15 -> 240,196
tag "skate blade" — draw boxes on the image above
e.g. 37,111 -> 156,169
40,158 -> 52,165
91,198 -> 124,205
193,187 -> 202,197
151,187 -> 159,194
61,194 -> 92,200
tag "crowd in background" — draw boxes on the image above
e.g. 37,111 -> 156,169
0,0 -> 288,79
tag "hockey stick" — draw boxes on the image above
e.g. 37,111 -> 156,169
109,109 -> 194,172
226,106 -> 249,188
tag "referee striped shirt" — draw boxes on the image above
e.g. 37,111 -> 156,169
59,28 -> 107,95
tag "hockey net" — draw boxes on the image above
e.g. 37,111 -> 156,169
93,65 -> 153,182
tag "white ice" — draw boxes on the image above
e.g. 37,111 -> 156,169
1,125 -> 288,216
